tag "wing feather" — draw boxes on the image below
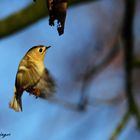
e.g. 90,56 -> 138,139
15,60 -> 41,90
35,68 -> 56,98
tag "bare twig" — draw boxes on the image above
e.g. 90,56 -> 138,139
111,0 -> 140,139
78,39 -> 120,110
48,97 -> 80,111
110,110 -> 130,140
122,0 -> 140,127
47,95 -> 126,112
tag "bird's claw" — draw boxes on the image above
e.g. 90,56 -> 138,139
27,88 -> 41,98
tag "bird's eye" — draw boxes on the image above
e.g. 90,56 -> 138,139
39,48 -> 43,53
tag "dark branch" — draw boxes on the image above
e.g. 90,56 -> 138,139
122,0 -> 140,127
133,59 -> 140,68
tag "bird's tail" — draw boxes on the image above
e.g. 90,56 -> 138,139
9,88 -> 22,112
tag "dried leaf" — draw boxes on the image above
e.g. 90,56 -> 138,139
47,0 -> 67,35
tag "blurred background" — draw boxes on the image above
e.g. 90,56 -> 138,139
0,0 -> 140,140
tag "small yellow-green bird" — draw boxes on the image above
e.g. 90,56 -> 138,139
9,45 -> 55,112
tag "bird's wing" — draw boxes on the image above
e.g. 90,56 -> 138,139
32,68 -> 56,99
15,60 -> 41,90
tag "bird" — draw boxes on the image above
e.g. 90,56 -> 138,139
9,45 -> 55,112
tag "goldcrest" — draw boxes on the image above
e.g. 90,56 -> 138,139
9,45 -> 55,112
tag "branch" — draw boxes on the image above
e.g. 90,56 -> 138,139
133,59 -> 140,68
0,0 -> 93,39
78,39 -> 120,110
122,0 -> 140,127
109,110 -> 130,140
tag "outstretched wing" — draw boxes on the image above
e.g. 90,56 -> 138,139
28,68 -> 56,99
37,68 -> 56,98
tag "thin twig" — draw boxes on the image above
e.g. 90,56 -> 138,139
78,39 -> 120,110
109,110 -> 130,140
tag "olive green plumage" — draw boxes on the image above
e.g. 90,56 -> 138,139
9,45 -> 55,112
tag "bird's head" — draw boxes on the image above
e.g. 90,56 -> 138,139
26,45 -> 51,61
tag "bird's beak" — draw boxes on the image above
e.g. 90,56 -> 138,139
44,46 -> 51,52
46,46 -> 51,49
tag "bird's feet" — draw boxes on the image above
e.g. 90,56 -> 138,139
28,88 -> 41,98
